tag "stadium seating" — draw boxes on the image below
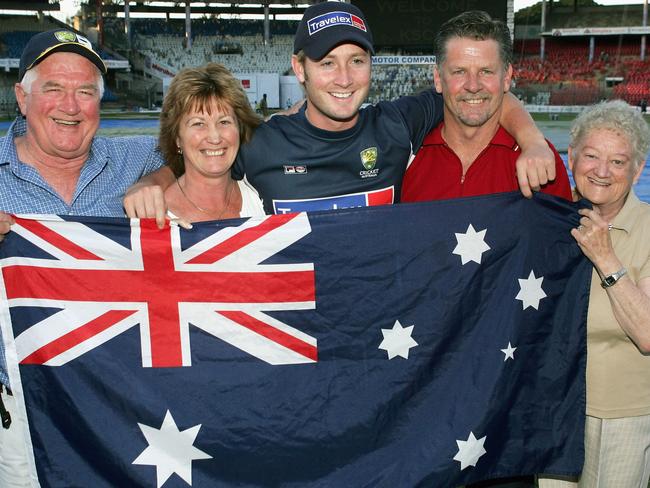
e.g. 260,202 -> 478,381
611,59 -> 650,105
368,63 -> 433,104
512,36 -> 650,106
133,33 -> 293,74
2,11 -> 648,109
125,18 -> 298,74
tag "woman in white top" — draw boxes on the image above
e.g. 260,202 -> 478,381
159,62 -> 265,221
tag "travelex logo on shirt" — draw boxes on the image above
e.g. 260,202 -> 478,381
307,11 -> 367,36
273,187 -> 394,214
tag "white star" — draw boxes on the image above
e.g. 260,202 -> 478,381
133,410 -> 212,488
515,270 -> 547,310
378,320 -> 418,359
454,431 -> 487,470
500,342 -> 517,361
453,224 -> 491,265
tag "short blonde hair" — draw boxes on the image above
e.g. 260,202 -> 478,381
159,62 -> 261,176
569,100 -> 650,169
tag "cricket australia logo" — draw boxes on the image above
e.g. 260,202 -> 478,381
55,31 -> 92,49
55,31 -> 77,43
359,147 -> 379,178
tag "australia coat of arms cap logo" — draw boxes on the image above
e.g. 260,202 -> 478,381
54,31 -> 77,43
360,147 -> 378,170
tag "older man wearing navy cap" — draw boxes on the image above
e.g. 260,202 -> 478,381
125,1 -> 558,217
0,29 -> 166,486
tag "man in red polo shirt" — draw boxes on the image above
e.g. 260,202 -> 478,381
403,11 -> 571,488
401,11 -> 571,202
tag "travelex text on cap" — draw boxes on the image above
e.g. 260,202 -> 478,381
293,1 -> 374,60
19,30 -> 107,81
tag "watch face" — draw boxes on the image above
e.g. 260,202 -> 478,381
603,276 -> 616,286
601,268 -> 626,288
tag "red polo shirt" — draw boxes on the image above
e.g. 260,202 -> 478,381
401,124 -> 572,202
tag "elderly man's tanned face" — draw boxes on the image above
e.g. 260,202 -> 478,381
16,52 -> 101,162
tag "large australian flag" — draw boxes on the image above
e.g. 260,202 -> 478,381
0,192 -> 591,487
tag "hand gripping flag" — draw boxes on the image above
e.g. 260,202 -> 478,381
0,192 -> 592,487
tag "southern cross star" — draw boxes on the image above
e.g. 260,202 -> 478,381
453,224 -> 491,265
378,320 -> 418,359
454,431 -> 487,470
515,270 -> 547,310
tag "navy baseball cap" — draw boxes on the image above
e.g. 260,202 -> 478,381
294,1 -> 374,60
19,29 -> 107,81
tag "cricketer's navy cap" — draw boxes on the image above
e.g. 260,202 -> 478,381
294,1 -> 374,60
19,30 -> 107,81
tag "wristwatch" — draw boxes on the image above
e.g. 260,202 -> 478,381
601,267 -> 627,288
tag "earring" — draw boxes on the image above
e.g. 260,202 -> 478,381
177,147 -> 183,155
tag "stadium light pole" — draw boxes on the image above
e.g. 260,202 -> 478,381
264,2 -> 270,46
642,0 -> 648,61
185,2 -> 192,50
540,0 -> 547,61
124,0 -> 131,51
95,0 -> 103,48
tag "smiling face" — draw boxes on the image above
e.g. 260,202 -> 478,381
15,52 -> 101,161
434,37 -> 512,129
176,98 -> 240,179
569,127 -> 645,218
291,43 -> 371,131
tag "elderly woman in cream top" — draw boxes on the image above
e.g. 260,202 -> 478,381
539,100 -> 650,487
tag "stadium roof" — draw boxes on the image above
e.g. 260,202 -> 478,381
1,0 -> 59,10
0,1 -> 319,16
100,1 -> 318,17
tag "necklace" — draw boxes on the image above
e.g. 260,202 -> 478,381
176,177 -> 235,220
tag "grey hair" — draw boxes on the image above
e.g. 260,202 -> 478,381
569,100 -> 650,169
21,63 -> 105,99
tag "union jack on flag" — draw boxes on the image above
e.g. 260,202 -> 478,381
0,194 -> 592,488
3,213 -> 317,368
